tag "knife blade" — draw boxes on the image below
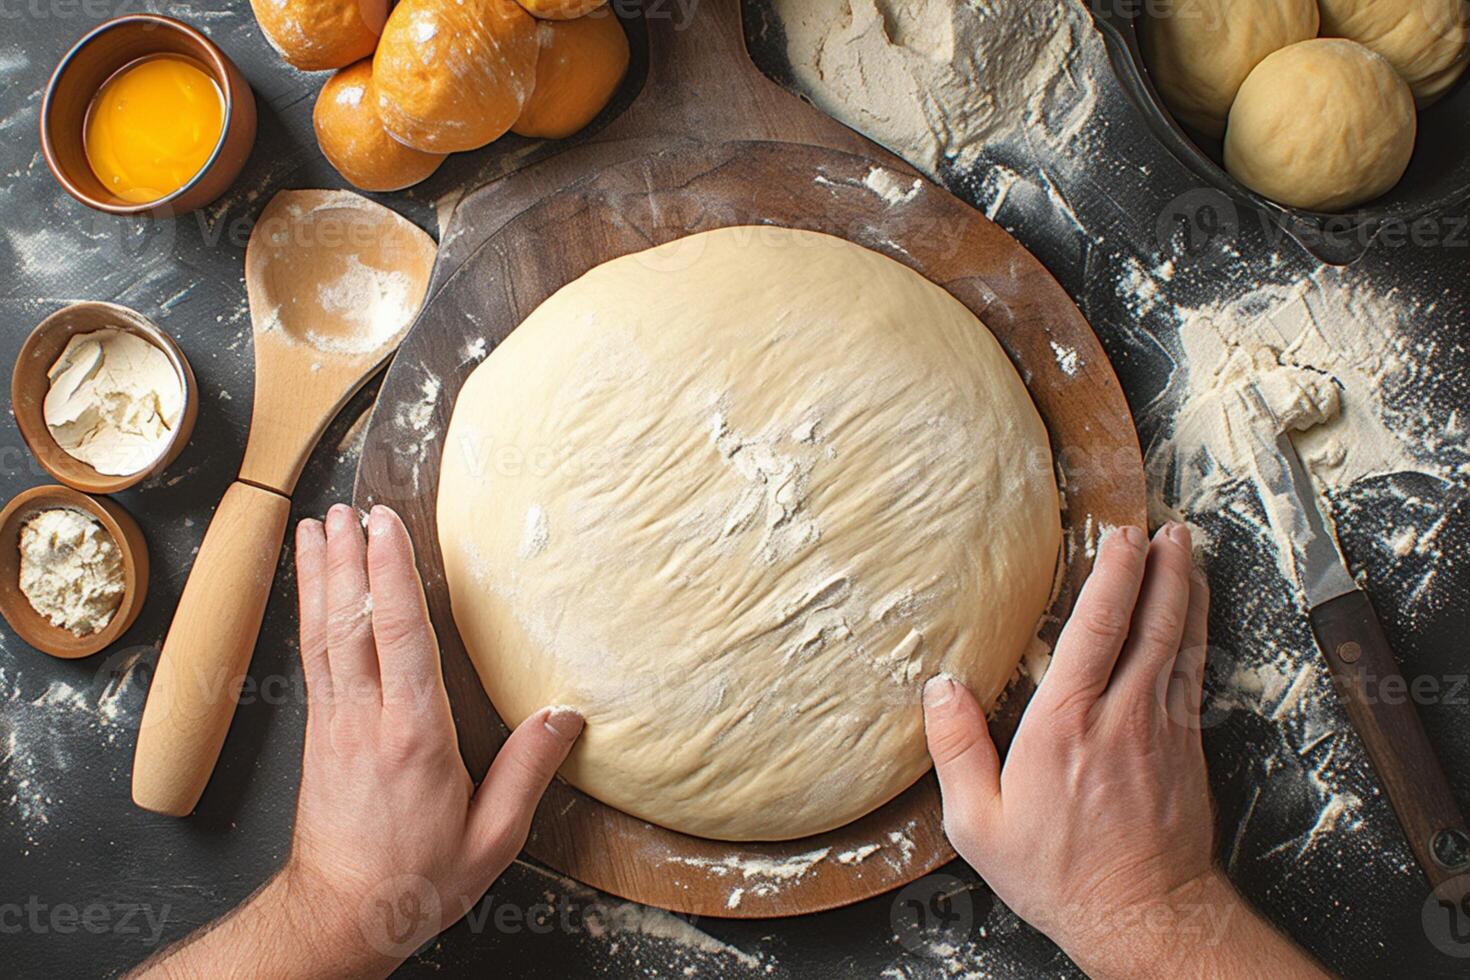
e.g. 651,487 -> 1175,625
1237,382 -> 1470,892
1237,384 -> 1359,608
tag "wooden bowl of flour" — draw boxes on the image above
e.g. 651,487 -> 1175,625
0,485 -> 149,658
12,301 -> 199,494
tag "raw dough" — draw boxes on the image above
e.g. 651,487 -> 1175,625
1225,39 -> 1416,212
1141,0 -> 1319,137
1319,0 -> 1469,106
438,227 -> 1061,841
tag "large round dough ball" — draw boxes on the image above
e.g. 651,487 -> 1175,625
438,227 -> 1062,842
250,0 -> 387,72
1225,39 -> 1416,212
511,12 -> 630,139
1319,0 -> 1469,105
1141,0 -> 1319,137
373,0 -> 539,152
313,61 -> 447,192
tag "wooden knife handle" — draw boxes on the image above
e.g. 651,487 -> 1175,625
1311,589 -> 1470,889
132,481 -> 292,816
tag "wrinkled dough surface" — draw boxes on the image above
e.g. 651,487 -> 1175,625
1319,0 -> 1470,105
438,227 -> 1061,841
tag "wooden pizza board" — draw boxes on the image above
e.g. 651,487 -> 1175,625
352,0 -> 1147,918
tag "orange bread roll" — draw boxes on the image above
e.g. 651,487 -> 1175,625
313,61 -> 447,192
373,0 -> 539,153
515,0 -> 607,19
250,0 -> 387,71
512,12 -> 629,139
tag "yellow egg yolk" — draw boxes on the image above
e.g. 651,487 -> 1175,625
84,55 -> 225,205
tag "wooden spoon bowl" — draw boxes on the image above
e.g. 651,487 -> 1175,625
12,301 -> 199,495
0,485 -> 149,659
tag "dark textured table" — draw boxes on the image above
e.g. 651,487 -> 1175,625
2,3 -> 1467,978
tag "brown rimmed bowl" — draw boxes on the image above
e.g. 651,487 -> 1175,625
13,301 -> 199,494
41,14 -> 257,217
0,485 -> 149,659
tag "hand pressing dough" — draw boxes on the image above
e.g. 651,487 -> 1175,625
1141,0 -> 1318,137
1225,39 -> 1416,212
1319,0 -> 1469,106
438,227 -> 1062,841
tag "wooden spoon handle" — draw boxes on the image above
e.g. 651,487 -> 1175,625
132,481 -> 292,816
1310,589 -> 1470,887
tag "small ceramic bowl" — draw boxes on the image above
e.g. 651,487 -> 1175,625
12,302 -> 199,494
40,14 -> 257,217
0,485 -> 149,659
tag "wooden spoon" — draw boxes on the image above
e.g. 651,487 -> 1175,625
132,189 -> 436,816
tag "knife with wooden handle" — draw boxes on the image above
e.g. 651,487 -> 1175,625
1240,384 -> 1469,893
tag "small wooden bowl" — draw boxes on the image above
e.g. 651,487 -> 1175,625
12,302 -> 199,494
40,14 -> 257,217
0,485 -> 149,659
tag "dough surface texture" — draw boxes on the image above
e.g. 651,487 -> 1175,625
1318,0 -> 1469,105
1225,39 -> 1416,212
438,227 -> 1061,841
1141,0 -> 1319,137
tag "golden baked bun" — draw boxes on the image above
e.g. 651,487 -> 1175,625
512,12 -> 629,139
313,60 -> 447,192
373,0 -> 539,153
250,0 -> 387,71
515,0 -> 607,19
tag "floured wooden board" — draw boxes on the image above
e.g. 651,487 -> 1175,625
353,0 -> 1146,918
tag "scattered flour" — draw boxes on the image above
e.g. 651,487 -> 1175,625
0,658 -> 143,847
863,166 -> 922,205
392,372 -> 443,485
309,254 -> 420,356
1146,269 -> 1464,588
775,0 -> 1098,176
510,859 -> 764,971
1048,340 -> 1081,377
518,505 -> 550,559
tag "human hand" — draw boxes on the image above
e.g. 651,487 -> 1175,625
280,504 -> 582,974
132,504 -> 582,980
923,523 -> 1327,979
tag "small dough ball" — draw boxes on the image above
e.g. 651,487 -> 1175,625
1319,0 -> 1470,106
250,0 -> 387,72
1141,0 -> 1319,137
1225,39 -> 1416,212
313,61 -> 447,192
512,13 -> 630,139
373,0 -> 539,152
515,0 -> 607,19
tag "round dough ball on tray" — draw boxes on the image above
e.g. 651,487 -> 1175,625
438,227 -> 1063,842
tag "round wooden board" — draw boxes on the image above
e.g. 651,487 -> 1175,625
353,136 -> 1146,919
